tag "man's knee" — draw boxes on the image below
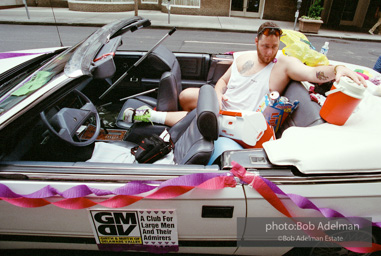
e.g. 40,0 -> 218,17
179,88 -> 200,111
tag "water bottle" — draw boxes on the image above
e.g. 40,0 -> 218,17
320,42 -> 329,56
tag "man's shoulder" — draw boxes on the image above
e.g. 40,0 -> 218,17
234,50 -> 256,58
277,53 -> 299,64
273,53 -> 296,73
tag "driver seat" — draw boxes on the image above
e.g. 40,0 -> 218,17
99,84 -> 219,165
116,45 -> 182,130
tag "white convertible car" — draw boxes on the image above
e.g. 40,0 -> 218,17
0,17 -> 381,256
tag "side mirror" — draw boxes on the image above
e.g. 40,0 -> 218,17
92,55 -> 116,80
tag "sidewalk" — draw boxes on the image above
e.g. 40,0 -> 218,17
1,6 -> 381,42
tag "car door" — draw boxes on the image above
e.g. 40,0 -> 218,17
0,161 -> 246,254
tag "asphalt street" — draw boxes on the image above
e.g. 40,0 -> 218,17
1,24 -> 380,69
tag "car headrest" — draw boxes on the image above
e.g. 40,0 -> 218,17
146,45 -> 177,72
196,84 -> 219,140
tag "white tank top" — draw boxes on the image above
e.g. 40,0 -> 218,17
221,51 -> 280,111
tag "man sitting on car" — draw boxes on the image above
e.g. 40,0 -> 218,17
123,21 -> 366,127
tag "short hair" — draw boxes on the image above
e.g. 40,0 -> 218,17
257,21 -> 282,39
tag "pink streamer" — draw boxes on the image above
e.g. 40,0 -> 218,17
231,162 -> 381,254
0,172 -> 234,209
1,165 -> 381,253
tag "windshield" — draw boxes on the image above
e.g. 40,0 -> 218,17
0,17 -> 150,117
0,46 -> 78,116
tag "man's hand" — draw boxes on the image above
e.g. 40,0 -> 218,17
216,91 -> 229,109
335,65 -> 367,87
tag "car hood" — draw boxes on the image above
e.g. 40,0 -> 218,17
0,47 -> 62,74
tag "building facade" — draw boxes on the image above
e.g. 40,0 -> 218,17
4,0 -> 380,31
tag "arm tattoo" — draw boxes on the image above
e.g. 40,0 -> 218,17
240,60 -> 254,74
316,71 -> 329,81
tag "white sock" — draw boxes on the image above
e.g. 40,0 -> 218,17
150,110 -> 167,124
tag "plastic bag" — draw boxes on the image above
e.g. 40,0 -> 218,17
280,29 -> 329,67
256,92 -> 299,132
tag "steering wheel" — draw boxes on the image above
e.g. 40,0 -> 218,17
40,90 -> 101,147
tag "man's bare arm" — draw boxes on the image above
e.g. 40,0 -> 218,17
214,65 -> 232,109
284,55 -> 366,86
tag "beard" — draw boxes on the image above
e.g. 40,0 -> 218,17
257,48 -> 278,65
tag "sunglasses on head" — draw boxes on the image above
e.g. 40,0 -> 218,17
258,27 -> 283,37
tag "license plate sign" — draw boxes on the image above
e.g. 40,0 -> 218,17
89,209 -> 178,252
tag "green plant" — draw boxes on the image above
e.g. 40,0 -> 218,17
302,0 -> 324,20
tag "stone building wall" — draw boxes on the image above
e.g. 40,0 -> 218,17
161,0 -> 230,16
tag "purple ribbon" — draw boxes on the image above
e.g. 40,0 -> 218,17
0,52 -> 46,60
0,172 -> 229,199
98,244 -> 178,254
0,182 -> 155,199
260,176 -> 381,228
